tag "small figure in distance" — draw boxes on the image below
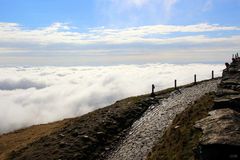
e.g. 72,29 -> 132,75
225,62 -> 230,71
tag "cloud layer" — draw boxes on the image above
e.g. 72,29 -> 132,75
0,63 -> 224,134
1,22 -> 239,46
0,22 -> 239,65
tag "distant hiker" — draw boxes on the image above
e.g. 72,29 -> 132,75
151,84 -> 156,97
225,62 -> 230,71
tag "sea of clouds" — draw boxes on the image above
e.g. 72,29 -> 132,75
0,63 -> 224,134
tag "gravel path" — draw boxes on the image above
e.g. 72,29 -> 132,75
106,80 -> 219,160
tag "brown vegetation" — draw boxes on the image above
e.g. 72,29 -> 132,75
0,119 -> 68,160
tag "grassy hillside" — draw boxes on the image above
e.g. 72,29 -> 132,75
0,120 -> 68,160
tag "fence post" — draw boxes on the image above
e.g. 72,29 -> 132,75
151,84 -> 155,97
212,70 -> 214,79
174,79 -> 177,89
194,74 -> 197,84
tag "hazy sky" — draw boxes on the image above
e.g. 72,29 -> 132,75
0,0 -> 240,65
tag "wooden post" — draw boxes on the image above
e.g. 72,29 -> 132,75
194,74 -> 197,84
174,79 -> 177,89
151,84 -> 155,97
212,70 -> 214,79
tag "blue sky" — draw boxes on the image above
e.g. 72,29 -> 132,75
1,0 -> 240,27
0,0 -> 240,65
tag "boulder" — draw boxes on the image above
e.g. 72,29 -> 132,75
216,88 -> 240,96
194,109 -> 240,160
222,79 -> 240,84
213,95 -> 240,111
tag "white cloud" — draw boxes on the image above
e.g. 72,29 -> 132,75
0,22 -> 239,45
0,63 -> 224,134
0,22 -> 239,64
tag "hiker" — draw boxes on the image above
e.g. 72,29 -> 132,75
225,62 -> 230,71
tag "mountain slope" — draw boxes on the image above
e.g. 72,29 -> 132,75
0,79 -> 217,160
1,87 -> 174,160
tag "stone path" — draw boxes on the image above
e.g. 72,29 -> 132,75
106,80 -> 219,160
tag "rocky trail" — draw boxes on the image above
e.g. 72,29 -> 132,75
107,79 -> 219,160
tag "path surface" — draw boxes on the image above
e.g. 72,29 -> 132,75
106,80 -> 219,160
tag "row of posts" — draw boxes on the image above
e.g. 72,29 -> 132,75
151,70 -> 215,96
174,70 -> 214,89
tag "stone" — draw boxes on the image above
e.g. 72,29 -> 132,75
105,147 -> 110,151
213,95 -> 240,111
216,88 -> 240,96
83,135 -> 89,139
174,125 -> 180,129
97,131 -> 104,135
195,109 -> 240,146
58,133 -> 65,138
194,109 -> 240,160
229,67 -> 238,73
221,79 -> 240,87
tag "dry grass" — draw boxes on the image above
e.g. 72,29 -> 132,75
0,119 -> 69,160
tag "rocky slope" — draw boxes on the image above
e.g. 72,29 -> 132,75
107,80 -> 218,160
147,56 -> 240,160
194,56 -> 240,159
147,93 -> 215,160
